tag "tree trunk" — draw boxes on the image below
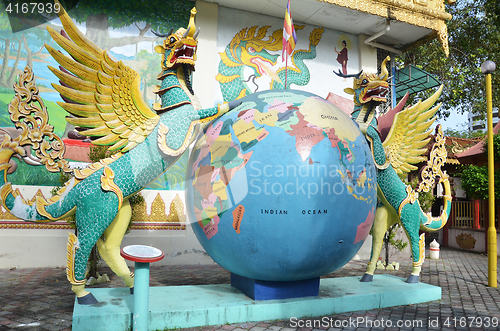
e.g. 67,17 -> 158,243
86,13 -> 111,48
142,77 -> 148,102
22,35 -> 32,69
25,39 -> 46,70
0,38 -> 11,87
7,38 -> 22,87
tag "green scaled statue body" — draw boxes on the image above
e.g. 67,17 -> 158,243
336,56 -> 451,283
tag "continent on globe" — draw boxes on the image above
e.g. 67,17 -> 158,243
232,205 -> 245,234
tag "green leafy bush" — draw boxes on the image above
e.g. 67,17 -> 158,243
460,133 -> 500,200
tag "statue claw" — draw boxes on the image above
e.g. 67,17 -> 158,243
406,274 -> 419,283
77,292 -> 98,305
227,99 -> 242,111
360,273 -> 373,282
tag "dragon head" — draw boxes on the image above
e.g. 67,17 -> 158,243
339,56 -> 390,108
225,26 -> 282,78
154,7 -> 199,71
335,56 -> 391,132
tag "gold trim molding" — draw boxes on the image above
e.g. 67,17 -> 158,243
130,192 -> 187,230
0,221 -> 72,229
321,0 -> 455,55
130,223 -> 186,231
321,0 -> 452,21
1,190 -> 187,231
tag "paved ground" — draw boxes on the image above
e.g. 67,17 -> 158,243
0,247 -> 499,330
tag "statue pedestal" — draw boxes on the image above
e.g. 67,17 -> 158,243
72,275 -> 441,331
230,273 -> 320,300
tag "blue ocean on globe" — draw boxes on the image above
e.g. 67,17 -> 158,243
186,89 -> 377,281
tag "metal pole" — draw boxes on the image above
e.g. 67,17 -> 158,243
121,245 -> 164,331
482,60 -> 497,288
133,262 -> 151,330
391,55 -> 396,109
285,55 -> 288,89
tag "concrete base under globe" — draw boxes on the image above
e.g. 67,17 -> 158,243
230,273 -> 321,300
72,275 -> 441,331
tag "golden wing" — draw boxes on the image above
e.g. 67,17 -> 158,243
45,3 -> 159,153
382,85 -> 443,174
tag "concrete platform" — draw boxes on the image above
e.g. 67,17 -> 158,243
72,275 -> 441,331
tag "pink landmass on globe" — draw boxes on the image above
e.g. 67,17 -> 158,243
354,207 -> 375,244
287,111 -> 325,161
203,216 -> 220,240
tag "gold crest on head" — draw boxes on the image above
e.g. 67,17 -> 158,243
340,56 -> 390,106
154,7 -> 199,70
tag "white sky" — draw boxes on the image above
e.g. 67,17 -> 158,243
436,112 -> 468,131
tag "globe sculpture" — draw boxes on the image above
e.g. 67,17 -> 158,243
186,90 -> 377,297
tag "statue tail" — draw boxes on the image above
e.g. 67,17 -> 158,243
0,65 -> 73,222
0,181 -> 77,222
416,125 -> 451,231
419,175 -> 452,231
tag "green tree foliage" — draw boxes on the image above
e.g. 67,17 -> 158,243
0,10 -> 23,88
396,0 -> 500,120
67,0 -> 193,49
444,127 -> 486,140
460,134 -> 500,200
491,133 -> 500,161
0,2 -> 54,88
460,165 -> 500,200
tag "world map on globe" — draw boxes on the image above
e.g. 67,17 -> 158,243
186,90 -> 378,281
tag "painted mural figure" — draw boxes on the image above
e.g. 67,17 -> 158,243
216,25 -> 323,102
335,40 -> 348,75
335,57 -> 451,283
0,4 -> 238,305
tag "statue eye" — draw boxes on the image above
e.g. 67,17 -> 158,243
248,47 -> 256,53
361,79 -> 369,85
170,37 -> 176,44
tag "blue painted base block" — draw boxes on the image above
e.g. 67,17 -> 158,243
231,273 -> 320,300
72,275 -> 441,331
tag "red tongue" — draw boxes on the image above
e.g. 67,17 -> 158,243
176,47 -> 194,59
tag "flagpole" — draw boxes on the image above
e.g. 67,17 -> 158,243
283,0 -> 296,90
285,56 -> 288,89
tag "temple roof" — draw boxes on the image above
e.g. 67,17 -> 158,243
206,0 -> 455,55
455,121 -> 500,162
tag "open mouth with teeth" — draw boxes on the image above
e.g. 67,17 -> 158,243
250,57 -> 274,76
170,44 -> 196,65
362,85 -> 389,102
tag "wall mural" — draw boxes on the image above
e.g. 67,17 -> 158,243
216,25 -> 324,101
0,1 -> 192,190
334,35 -> 352,77
1,4 -> 358,229
215,7 -> 359,105
0,1 -> 193,229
